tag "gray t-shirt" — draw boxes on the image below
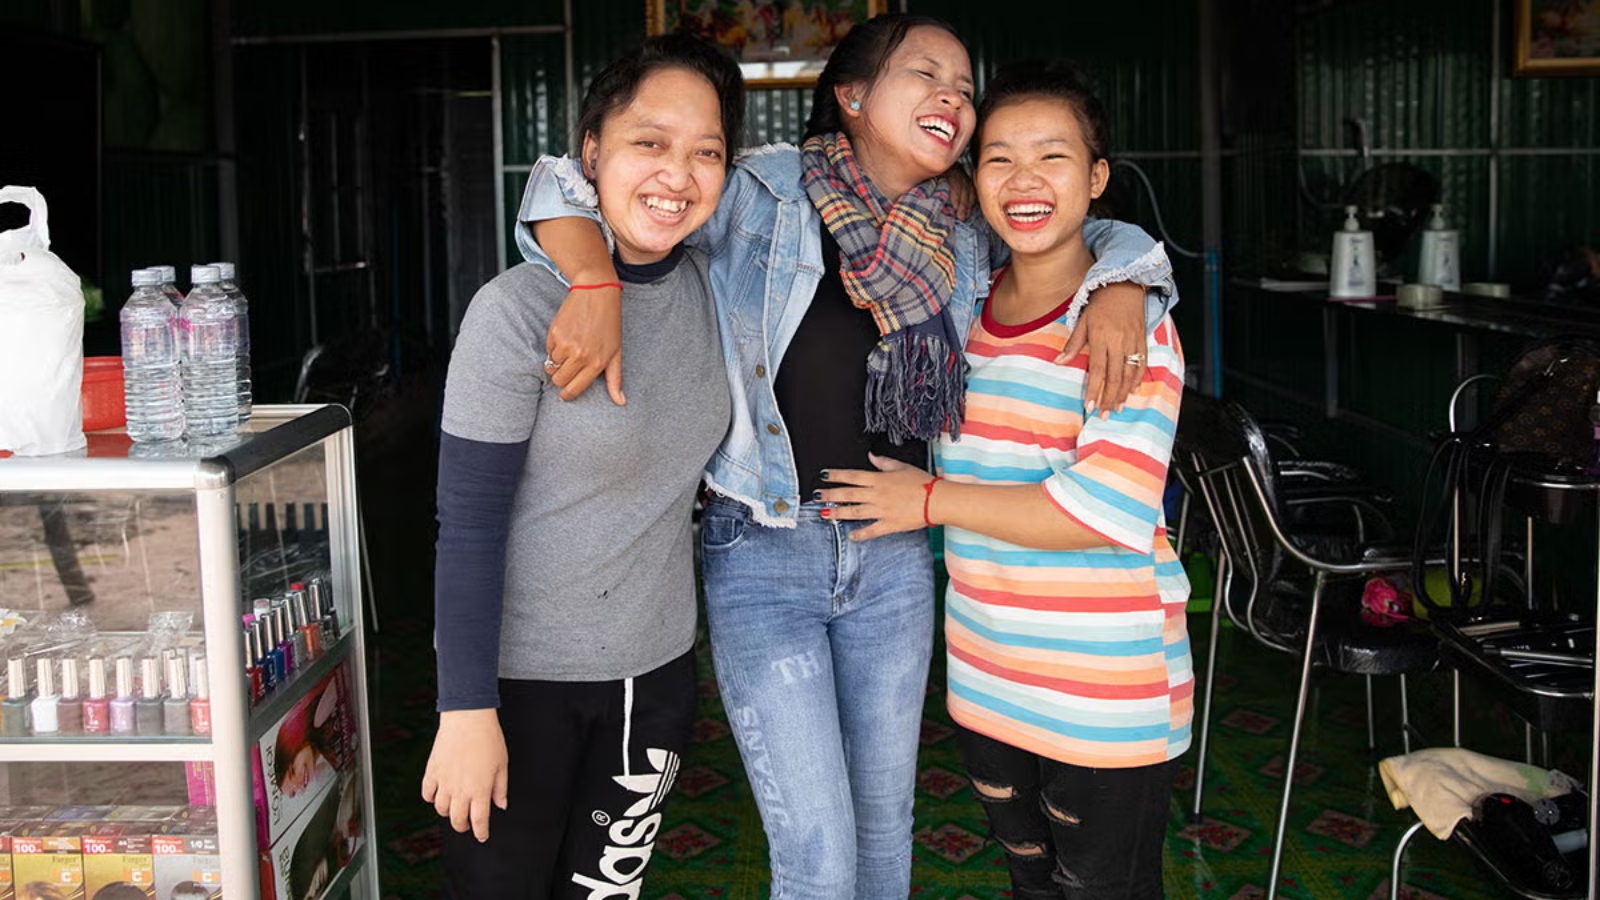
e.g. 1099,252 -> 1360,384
441,249 -> 729,681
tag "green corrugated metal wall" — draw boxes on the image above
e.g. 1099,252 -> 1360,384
1226,0 -> 1600,523
1294,0 -> 1598,289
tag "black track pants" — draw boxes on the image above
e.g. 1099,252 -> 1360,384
440,649 -> 696,900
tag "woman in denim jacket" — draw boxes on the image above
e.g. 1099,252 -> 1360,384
516,15 -> 1175,900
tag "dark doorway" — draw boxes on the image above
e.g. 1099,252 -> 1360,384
234,38 -> 496,402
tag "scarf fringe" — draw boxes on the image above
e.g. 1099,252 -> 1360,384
865,332 -> 969,445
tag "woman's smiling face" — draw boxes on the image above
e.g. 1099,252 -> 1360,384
975,96 -> 1109,259
583,66 -> 728,265
843,25 -> 976,196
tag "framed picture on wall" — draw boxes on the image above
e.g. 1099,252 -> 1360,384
647,0 -> 889,89
1513,0 -> 1600,76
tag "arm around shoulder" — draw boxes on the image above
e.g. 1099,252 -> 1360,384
1081,218 -> 1178,327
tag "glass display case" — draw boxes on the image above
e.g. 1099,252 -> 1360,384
0,405 -> 378,900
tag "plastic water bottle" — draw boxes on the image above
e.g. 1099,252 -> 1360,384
153,264 -> 185,306
119,268 -> 185,442
212,261 -> 253,423
179,265 -> 240,437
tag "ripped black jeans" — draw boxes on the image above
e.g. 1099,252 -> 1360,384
958,726 -> 1179,900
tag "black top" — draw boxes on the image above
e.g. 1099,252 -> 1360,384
614,243 -> 684,284
776,228 -> 928,500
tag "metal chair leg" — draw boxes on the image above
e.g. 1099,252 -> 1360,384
1390,820 -> 1427,900
1364,674 -> 1377,754
1191,553 -> 1228,823
1399,674 -> 1412,755
1451,670 -> 1462,748
1176,490 -> 1192,557
1267,574 -> 1325,900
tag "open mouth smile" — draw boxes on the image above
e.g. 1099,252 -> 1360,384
917,115 -> 958,145
1003,201 -> 1054,229
641,195 -> 691,221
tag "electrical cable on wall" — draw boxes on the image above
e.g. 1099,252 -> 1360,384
1112,159 -> 1201,259
1112,157 -> 1221,396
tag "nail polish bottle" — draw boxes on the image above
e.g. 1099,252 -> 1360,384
110,657 -> 137,735
2,659 -> 32,737
293,591 -> 321,660
190,656 -> 211,736
275,604 -> 297,674
284,600 -> 308,667
56,657 -> 83,735
311,578 -> 340,645
244,622 -> 264,702
30,658 -> 59,735
255,619 -> 278,691
266,611 -> 289,679
135,656 -> 165,736
84,657 -> 111,735
163,654 -> 192,736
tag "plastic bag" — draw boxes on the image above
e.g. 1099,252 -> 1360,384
0,186 -> 86,455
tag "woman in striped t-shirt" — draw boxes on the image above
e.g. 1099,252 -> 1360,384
820,60 -> 1191,900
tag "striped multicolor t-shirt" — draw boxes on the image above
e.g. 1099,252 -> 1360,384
936,283 -> 1193,768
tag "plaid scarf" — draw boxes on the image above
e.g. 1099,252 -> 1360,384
801,131 -> 967,444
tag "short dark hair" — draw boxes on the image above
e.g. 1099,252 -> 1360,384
574,34 -> 746,169
804,13 -> 963,140
976,60 -> 1111,162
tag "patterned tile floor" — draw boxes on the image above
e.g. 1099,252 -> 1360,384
365,573 -> 1584,899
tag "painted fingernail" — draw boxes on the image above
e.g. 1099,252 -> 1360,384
1085,400 -> 1097,413
820,508 -> 831,518
812,490 -> 822,501
819,469 -> 830,481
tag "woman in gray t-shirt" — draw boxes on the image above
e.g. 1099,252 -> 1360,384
421,35 -> 741,899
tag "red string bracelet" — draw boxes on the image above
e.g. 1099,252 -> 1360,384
922,477 -> 942,528
569,282 -> 623,291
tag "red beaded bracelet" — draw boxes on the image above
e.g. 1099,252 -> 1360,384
570,282 -> 623,292
922,477 -> 941,528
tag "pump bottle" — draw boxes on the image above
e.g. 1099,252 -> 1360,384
1330,205 -> 1377,298
1418,203 -> 1461,291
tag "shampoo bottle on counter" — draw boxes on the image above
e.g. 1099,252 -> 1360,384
1330,205 -> 1377,298
1418,203 -> 1460,291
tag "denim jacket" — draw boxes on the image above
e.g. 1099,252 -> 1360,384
514,146 -> 1177,527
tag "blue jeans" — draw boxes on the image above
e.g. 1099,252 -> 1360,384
699,496 -> 935,900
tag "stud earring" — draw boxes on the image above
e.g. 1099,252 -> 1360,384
849,100 -> 861,111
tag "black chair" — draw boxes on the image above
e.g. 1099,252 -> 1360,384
1177,391 -> 1439,900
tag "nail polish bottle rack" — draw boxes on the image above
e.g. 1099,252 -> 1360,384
0,406 -> 379,900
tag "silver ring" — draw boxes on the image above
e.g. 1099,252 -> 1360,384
1124,353 -> 1145,366
543,357 -> 562,371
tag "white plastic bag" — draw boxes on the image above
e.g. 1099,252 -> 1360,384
0,186 -> 86,455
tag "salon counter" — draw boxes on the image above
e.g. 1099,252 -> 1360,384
1230,279 -> 1600,414
1217,279 -> 1594,518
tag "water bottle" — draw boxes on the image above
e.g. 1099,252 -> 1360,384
119,268 -> 185,442
211,261 -> 253,423
152,264 -> 185,306
179,265 -> 240,437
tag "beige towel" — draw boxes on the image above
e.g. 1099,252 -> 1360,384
1379,747 -> 1579,839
